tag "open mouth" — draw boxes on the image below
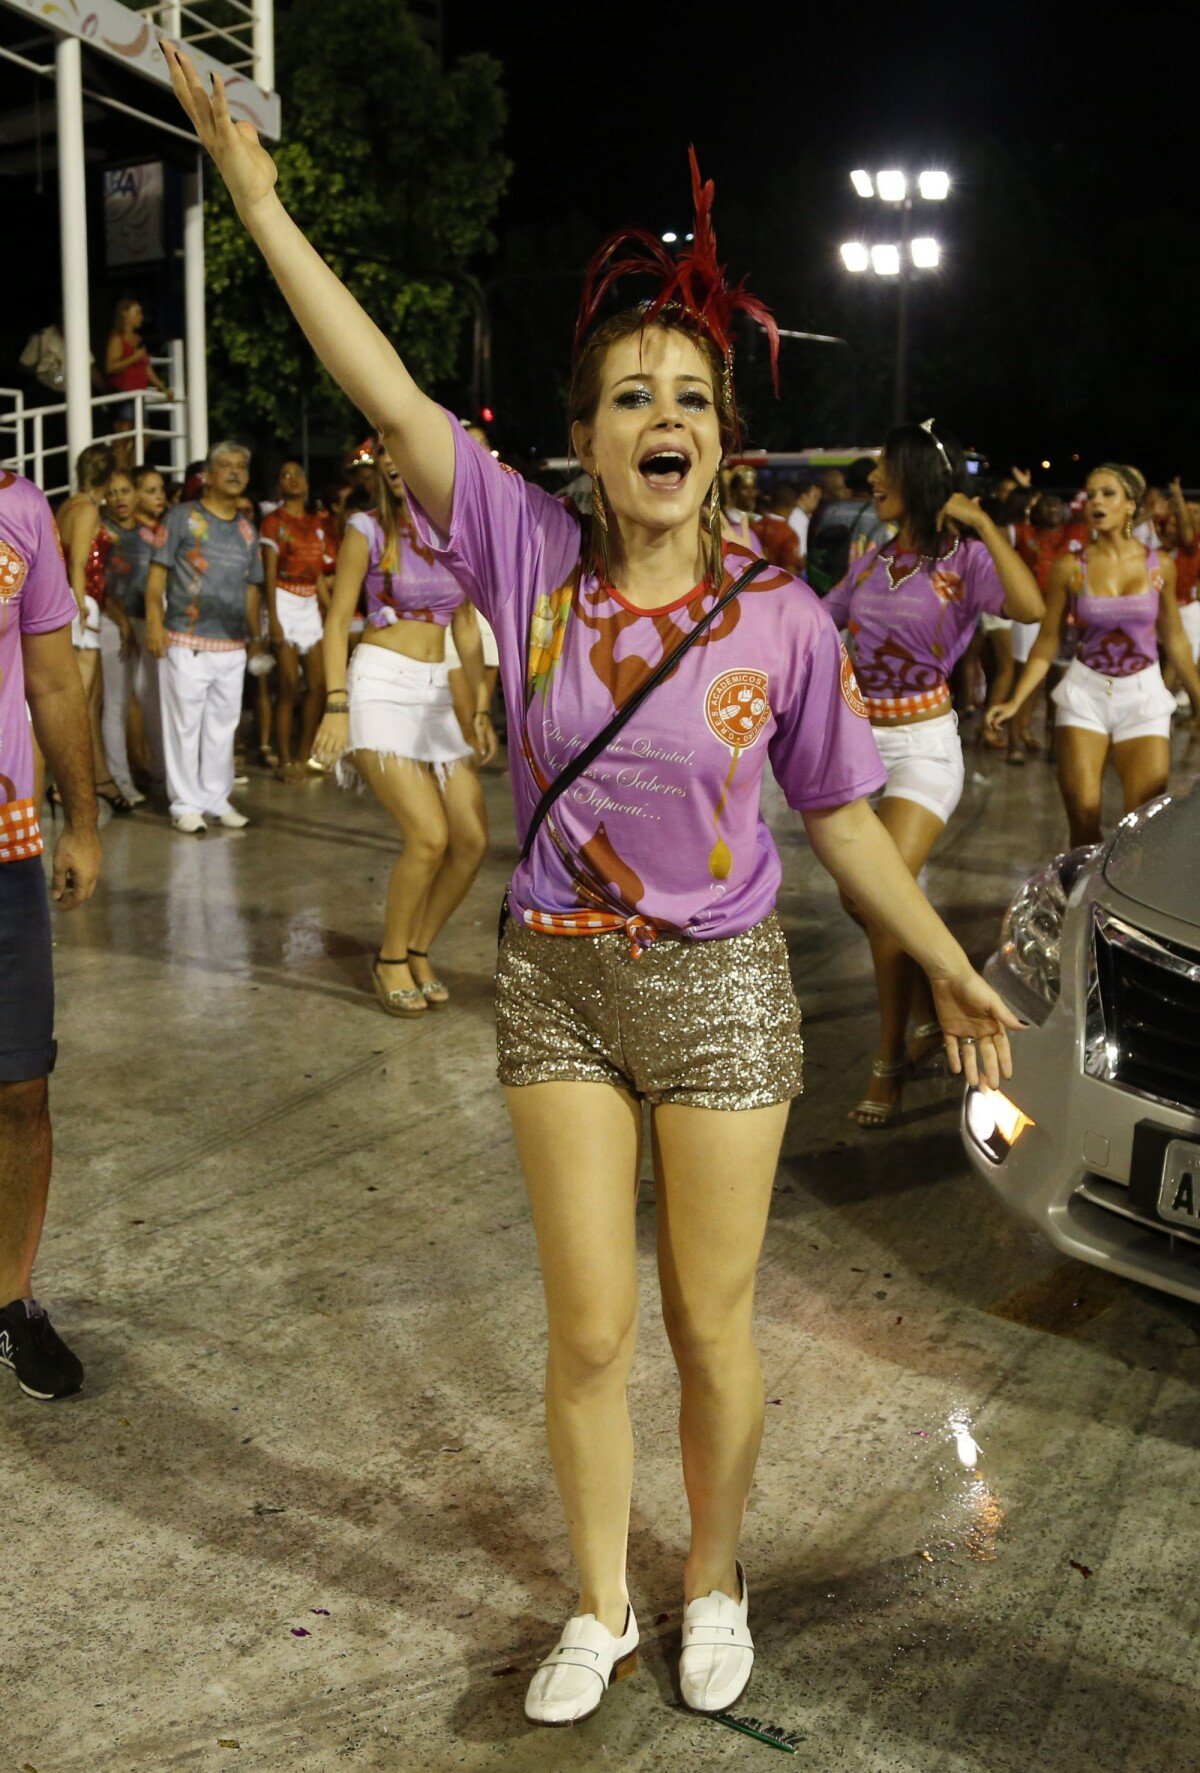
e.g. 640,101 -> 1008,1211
638,450 -> 691,492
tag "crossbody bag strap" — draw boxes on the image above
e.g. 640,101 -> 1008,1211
519,555 -> 769,866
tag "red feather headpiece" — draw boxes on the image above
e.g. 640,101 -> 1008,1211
574,147 -> 780,405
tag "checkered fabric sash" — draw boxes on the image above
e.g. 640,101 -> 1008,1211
0,797 -> 43,862
864,683 -> 951,722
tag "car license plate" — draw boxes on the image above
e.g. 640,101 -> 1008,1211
1156,1139 -> 1200,1229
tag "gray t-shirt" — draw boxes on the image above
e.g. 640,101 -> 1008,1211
153,500 -> 263,643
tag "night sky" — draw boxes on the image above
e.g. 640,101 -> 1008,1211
445,0 -> 1195,479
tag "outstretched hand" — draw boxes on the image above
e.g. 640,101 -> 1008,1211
985,700 -> 1017,733
161,41 -> 278,215
929,966 -> 1024,1089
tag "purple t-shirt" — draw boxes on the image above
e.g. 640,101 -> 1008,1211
824,536 -> 1005,703
347,510 -> 466,629
407,419 -> 886,943
0,473 -> 77,853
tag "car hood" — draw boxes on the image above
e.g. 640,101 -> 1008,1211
1103,778 -> 1200,924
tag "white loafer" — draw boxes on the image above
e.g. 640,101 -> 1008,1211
524,1605 -> 639,1726
679,1561 -> 754,1713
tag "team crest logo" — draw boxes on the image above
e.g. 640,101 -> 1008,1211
0,540 -> 28,601
705,669 -> 771,749
839,647 -> 868,717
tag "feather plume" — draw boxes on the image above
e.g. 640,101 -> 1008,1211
574,148 -> 780,396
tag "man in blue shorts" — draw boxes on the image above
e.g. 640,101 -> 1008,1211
0,469 -> 101,1399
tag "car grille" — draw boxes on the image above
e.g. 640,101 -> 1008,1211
1093,912 -> 1200,1114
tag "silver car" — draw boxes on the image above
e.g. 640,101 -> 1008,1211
962,777 -> 1200,1304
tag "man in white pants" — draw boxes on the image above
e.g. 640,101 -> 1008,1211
145,441 -> 265,834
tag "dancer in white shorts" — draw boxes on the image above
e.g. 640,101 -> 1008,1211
989,462 -> 1200,845
312,440 -> 496,1017
825,421 -> 1042,1126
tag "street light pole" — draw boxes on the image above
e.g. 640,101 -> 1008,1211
894,200 -> 911,424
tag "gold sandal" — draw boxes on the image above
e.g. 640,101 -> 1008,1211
407,948 -> 449,1008
850,1059 -> 907,1128
372,953 -> 428,1018
906,1020 -> 946,1077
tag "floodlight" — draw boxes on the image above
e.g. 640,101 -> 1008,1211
850,170 -> 875,198
918,171 -> 950,201
840,242 -> 870,272
875,170 -> 907,202
870,244 -> 901,276
910,237 -> 940,269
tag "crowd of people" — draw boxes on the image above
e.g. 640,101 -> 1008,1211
2,42 -> 1199,1739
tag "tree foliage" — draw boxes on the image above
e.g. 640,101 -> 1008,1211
205,0 -> 509,447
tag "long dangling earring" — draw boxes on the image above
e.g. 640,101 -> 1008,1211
706,476 -> 724,587
590,470 -> 611,581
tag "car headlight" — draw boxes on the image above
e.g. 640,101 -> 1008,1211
996,846 -> 1098,1014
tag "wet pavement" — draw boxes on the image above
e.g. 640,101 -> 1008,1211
5,719 -> 1200,1772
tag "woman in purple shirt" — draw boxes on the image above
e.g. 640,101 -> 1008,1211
988,462 -> 1200,844
824,426 -> 1043,1125
167,48 -> 1021,1726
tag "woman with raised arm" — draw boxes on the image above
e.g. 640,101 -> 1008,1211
823,428 -> 1043,1127
989,463 -> 1200,846
166,45 -> 1022,1724
311,440 -> 495,1015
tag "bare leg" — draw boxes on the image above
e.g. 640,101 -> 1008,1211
850,796 -> 946,1121
0,1080 -> 52,1306
982,628 -> 1014,748
297,641 -> 326,764
353,753 -> 450,998
255,665 -> 275,764
77,652 -> 106,787
653,1100 -> 788,1602
1111,733 -> 1171,819
505,1080 -> 642,1636
1055,727 -> 1110,846
409,762 -> 488,988
274,641 -> 301,772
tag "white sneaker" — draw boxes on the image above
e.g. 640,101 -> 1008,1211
679,1562 -> 754,1713
524,1605 -> 639,1726
215,808 -> 250,829
172,812 -> 207,835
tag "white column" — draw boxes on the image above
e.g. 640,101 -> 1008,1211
56,36 -> 92,475
184,160 -> 209,463
252,0 -> 274,92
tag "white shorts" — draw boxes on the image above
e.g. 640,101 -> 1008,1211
443,610 -> 500,670
1011,619 -> 1040,663
1052,657 -> 1176,744
1180,600 -> 1200,661
275,586 -> 324,656
339,643 -> 473,790
871,711 -> 964,824
72,593 -> 102,651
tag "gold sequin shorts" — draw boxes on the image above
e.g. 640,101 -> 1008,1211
495,913 -> 803,1110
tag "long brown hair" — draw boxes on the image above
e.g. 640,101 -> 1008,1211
372,452 -> 407,593
568,308 -> 736,588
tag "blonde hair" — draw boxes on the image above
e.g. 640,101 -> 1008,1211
1090,462 -> 1146,506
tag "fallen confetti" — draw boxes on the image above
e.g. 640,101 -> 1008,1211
913,1431 -> 930,1438
766,1398 -> 782,1406
311,1608 -> 331,1616
920,1552 -> 934,1563
707,1711 -> 800,1753
217,1741 -> 241,1750
291,1627 -> 310,1638
251,1502 -> 286,1516
1069,1560 -> 1092,1579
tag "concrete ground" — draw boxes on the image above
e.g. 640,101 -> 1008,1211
6,718 -> 1200,1773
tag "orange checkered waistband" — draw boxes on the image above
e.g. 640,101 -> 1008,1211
864,684 -> 952,723
166,629 -> 247,653
521,906 -> 661,958
278,579 -> 319,598
0,797 -> 43,863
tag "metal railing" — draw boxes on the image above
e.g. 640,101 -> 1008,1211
0,344 -> 189,501
135,0 -> 274,89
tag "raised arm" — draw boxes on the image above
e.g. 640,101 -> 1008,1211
939,493 -> 1043,622
163,44 -> 454,529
